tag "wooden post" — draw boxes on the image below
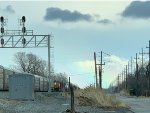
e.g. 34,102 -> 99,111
69,77 -> 75,113
70,85 -> 75,113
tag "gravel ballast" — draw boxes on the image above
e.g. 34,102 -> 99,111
0,92 -> 133,113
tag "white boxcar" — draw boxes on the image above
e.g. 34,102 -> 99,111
9,73 -> 34,100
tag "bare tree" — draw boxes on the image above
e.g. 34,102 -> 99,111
14,52 -> 26,72
14,52 -> 48,76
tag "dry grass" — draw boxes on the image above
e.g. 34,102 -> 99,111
74,86 -> 128,108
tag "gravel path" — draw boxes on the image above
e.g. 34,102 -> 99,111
0,92 -> 133,113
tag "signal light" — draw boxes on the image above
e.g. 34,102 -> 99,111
1,27 -> 4,33
0,16 -> 4,23
22,27 -> 26,33
22,16 -> 26,22
1,38 -> 4,45
22,38 -> 26,44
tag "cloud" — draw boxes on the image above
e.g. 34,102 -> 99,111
44,7 -> 93,22
2,5 -> 15,14
97,19 -> 113,24
122,1 -> 150,19
75,60 -> 94,73
105,55 -> 128,66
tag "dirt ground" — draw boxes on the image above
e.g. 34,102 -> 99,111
0,92 -> 133,113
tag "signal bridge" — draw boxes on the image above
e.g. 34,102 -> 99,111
0,16 -> 53,92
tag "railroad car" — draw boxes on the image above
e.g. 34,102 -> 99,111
0,69 -> 49,92
33,74 -> 48,92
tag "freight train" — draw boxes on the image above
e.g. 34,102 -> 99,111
51,81 -> 79,92
0,65 -> 74,92
0,66 -> 68,92
51,80 -> 67,92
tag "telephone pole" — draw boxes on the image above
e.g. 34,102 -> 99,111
131,57 -> 133,75
128,61 -> 130,75
122,71 -> 124,90
139,48 -> 144,68
98,66 -> 102,88
146,40 -> 150,91
117,75 -> 120,92
126,65 -> 128,90
124,68 -> 126,89
94,51 -> 106,89
135,53 -> 139,96
98,51 -> 105,89
94,52 -> 98,88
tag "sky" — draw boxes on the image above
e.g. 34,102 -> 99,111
0,0 -> 150,88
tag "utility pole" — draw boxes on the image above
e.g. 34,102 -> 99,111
126,65 -> 128,90
99,51 -> 105,89
48,35 -> 51,92
139,48 -> 144,68
117,75 -> 120,92
98,66 -> 102,89
131,57 -> 133,75
124,68 -> 126,89
94,51 -> 107,89
135,53 -> 139,96
128,61 -> 130,75
122,71 -> 124,90
94,75 -> 96,88
146,40 -> 150,91
94,52 -> 98,88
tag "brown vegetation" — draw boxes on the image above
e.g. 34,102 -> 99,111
74,86 -> 128,108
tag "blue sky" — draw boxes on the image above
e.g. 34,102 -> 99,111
0,1 -> 150,88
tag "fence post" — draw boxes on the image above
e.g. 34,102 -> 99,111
70,85 -> 75,113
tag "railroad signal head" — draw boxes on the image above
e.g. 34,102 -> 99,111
22,16 -> 26,22
0,16 -> 4,23
22,27 -> 26,33
22,38 -> 26,44
1,27 -> 4,33
1,38 -> 4,45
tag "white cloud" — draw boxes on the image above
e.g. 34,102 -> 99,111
74,60 -> 94,73
105,55 -> 128,66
